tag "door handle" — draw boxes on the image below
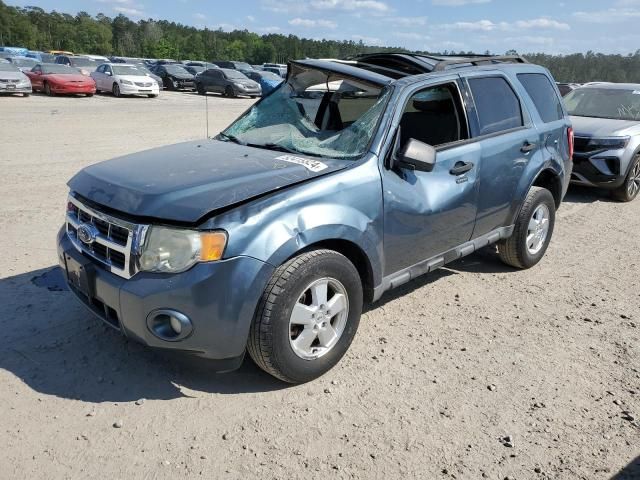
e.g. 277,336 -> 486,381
450,161 -> 474,176
521,141 -> 537,153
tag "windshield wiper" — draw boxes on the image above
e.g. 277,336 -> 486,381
217,132 -> 245,145
246,142 -> 298,154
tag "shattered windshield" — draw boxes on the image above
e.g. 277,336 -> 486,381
220,64 -> 391,159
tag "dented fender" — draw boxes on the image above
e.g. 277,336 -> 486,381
201,155 -> 385,287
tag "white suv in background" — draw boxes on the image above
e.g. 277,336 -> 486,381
91,63 -> 160,98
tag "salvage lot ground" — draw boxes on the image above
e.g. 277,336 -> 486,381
0,92 -> 638,480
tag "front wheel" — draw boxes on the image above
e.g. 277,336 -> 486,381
498,186 -> 556,269
225,85 -> 236,98
148,94 -> 158,98
612,155 -> 640,202
112,83 -> 121,97
247,250 -> 363,383
44,82 -> 54,96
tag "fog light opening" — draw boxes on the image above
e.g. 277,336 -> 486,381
146,310 -> 193,342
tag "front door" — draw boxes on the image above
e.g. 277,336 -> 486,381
382,78 -> 480,274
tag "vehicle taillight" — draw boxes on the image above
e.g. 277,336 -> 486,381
567,127 -> 574,160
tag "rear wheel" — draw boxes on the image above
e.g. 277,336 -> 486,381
112,83 -> 121,97
612,155 -> 640,202
247,249 -> 363,383
498,186 -> 556,269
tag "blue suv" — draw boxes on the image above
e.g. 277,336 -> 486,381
57,54 -> 573,383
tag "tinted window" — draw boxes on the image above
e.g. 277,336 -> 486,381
518,73 -> 563,123
468,77 -> 523,136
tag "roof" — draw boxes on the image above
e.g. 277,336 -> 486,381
292,59 -> 393,86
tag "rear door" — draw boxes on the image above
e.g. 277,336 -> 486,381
463,73 -> 541,237
381,76 -> 481,274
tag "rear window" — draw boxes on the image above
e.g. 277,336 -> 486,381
468,77 -> 523,136
518,73 -> 564,123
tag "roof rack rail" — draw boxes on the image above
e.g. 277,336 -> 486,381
432,55 -> 528,71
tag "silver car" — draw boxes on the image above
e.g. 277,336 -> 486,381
0,62 -> 32,96
565,83 -> 640,201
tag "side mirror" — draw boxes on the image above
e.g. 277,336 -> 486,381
397,138 -> 437,172
105,71 -> 112,76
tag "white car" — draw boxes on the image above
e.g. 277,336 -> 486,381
91,63 -> 160,98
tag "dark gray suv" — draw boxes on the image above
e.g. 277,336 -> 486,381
57,54 -> 573,383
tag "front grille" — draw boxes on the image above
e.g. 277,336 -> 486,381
135,81 -> 153,87
66,195 -> 148,278
0,79 -> 19,84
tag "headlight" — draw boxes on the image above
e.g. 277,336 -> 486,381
235,82 -> 246,88
139,227 -> 227,273
120,79 -> 133,85
589,137 -> 630,150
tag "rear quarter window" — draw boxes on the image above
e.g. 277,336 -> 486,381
517,73 -> 564,123
468,77 -> 523,136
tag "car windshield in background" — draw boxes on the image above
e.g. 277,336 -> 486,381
70,57 -> 98,67
221,66 -> 390,160
112,65 -> 147,76
234,62 -> 253,71
42,64 -> 81,74
223,69 -> 248,80
259,71 -> 282,81
12,58 -> 37,68
0,63 -> 20,72
165,65 -> 190,75
565,87 -> 640,121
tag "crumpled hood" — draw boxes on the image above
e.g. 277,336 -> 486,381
570,115 -> 640,137
68,140 -> 349,223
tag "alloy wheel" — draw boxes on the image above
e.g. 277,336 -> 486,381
526,204 -> 550,255
288,277 -> 349,360
627,160 -> 640,198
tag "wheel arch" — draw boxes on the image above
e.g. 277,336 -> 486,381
532,168 -> 563,209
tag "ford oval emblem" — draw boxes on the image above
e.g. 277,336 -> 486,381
77,223 -> 99,245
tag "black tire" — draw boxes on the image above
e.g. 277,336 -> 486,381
148,94 -> 158,98
197,84 -> 206,96
611,154 -> 640,202
225,85 -> 236,98
112,83 -> 121,97
23,93 -> 30,97
498,186 -> 556,269
86,93 -> 93,97
247,249 -> 363,384
44,82 -> 54,96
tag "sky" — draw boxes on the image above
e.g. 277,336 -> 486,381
6,0 -> 640,55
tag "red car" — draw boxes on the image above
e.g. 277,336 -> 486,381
25,63 -> 96,96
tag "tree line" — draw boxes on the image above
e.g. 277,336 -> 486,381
1,2 -> 639,83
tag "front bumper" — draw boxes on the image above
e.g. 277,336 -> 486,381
120,83 -> 160,95
57,228 -> 274,363
0,84 -> 31,94
52,84 -> 96,95
571,153 -> 625,188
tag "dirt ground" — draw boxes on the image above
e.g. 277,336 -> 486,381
0,91 -> 638,480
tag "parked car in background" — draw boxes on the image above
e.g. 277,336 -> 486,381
26,63 -> 95,97
91,63 -> 159,98
244,69 -> 283,96
149,64 -> 195,91
564,83 -> 640,202
185,61 -> 219,70
195,68 -> 261,97
211,60 -> 255,75
83,54 -> 109,63
49,50 -> 74,56
153,59 -> 179,66
25,51 -> 55,63
7,56 -> 38,72
54,55 -> 101,75
0,62 -> 32,96
263,63 -> 287,77
556,82 -> 580,97
184,65 -> 205,76
131,63 -> 163,88
0,46 -> 29,57
57,55 -> 572,383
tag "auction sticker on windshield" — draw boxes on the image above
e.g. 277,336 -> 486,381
276,155 -> 328,173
